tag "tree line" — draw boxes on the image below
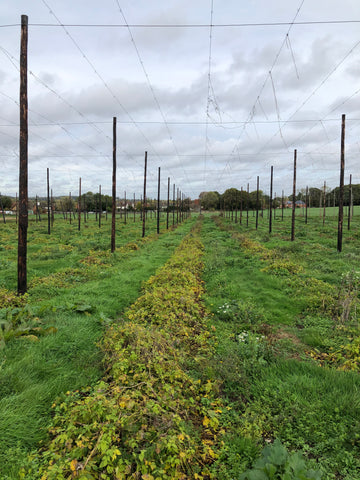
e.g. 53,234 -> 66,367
199,184 -> 360,211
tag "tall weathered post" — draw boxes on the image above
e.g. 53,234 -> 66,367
173,184 -> 175,226
240,187 -> 243,224
322,181 -> 326,226
78,177 -> 81,231
47,168 -> 51,234
111,117 -> 116,251
142,152 -> 147,238
176,188 -> 179,225
98,185 -> 102,228
269,166 -> 273,234
255,176 -> 259,230
337,114 -> 345,252
246,183 -> 249,227
305,185 -> 308,224
166,177 -> 170,229
157,167 -> 161,234
18,14 -> 28,294
291,149 -> 297,242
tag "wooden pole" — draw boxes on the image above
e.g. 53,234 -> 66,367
291,149 -> 297,242
337,114 -> 345,252
157,167 -> 161,234
99,184 -> 102,228
133,193 -> 136,222
173,184 -> 175,226
256,176 -> 259,230
305,185 -> 308,224
47,168 -> 50,234
69,192 -> 72,224
18,14 -> 28,294
246,183 -> 249,227
111,117 -> 116,251
269,166 -> 273,234
322,181 -> 326,226
166,177 -> 170,229
240,187 -> 243,224
176,188 -> 179,225
124,191 -> 127,225
142,151 -> 147,238
78,177 -> 81,231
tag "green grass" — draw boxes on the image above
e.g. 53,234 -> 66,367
0,213 -> 195,477
200,214 -> 360,479
2,209 -> 360,478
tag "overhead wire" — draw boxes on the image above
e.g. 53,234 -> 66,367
204,0 -> 215,186
41,0 -> 172,185
113,0 -> 196,197
2,19 -> 360,28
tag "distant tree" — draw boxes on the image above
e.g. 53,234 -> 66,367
199,191 -> 220,210
222,188 -> 240,210
0,195 -> 12,210
308,188 -> 322,208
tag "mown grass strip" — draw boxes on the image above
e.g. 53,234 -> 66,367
23,218 -> 224,480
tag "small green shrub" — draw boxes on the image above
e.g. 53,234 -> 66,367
240,439 -> 322,480
216,300 -> 266,327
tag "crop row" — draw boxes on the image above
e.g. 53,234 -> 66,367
23,218 -> 224,479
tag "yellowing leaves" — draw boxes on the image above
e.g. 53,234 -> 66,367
70,459 -> 78,471
202,416 -> 210,428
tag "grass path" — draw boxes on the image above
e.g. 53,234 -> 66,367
200,215 -> 360,479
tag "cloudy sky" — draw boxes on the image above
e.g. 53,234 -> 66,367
0,0 -> 359,199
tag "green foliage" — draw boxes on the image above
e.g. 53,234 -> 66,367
0,287 -> 27,309
24,220 -> 225,479
0,304 -> 57,348
216,300 -> 266,326
0,212 -> 196,477
240,439 -> 322,480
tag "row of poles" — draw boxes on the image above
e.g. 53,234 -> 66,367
222,115 -> 347,252
15,15 -> 350,293
16,16 -> 189,294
